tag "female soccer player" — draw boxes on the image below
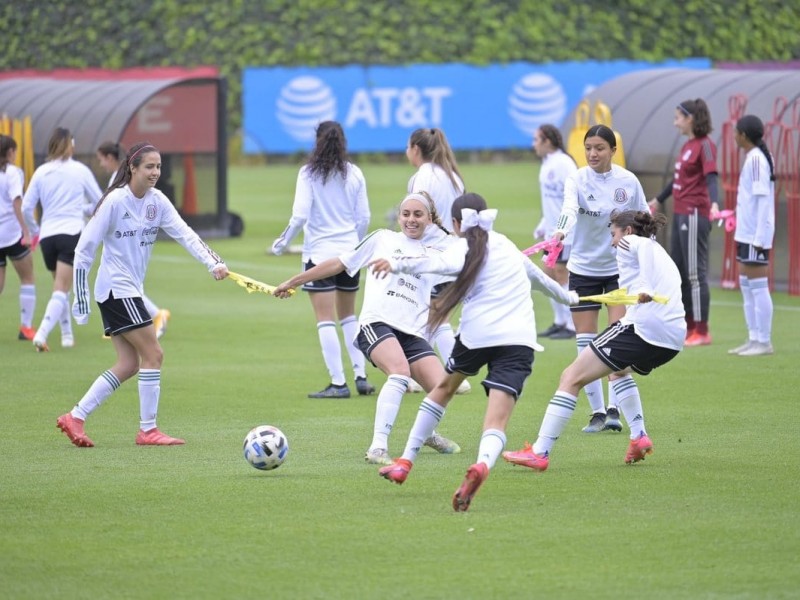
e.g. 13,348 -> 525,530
553,124 -> 649,433
273,192 -> 460,465
405,127 -> 470,394
649,98 -> 719,346
56,142 -> 228,448
728,115 -> 776,356
271,121 -> 374,398
97,141 -> 170,338
532,124 -> 578,340
0,134 -> 36,341
22,127 -> 103,351
503,209 -> 685,471
373,193 -> 579,512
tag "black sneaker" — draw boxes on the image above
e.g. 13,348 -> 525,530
537,323 -> 561,338
548,326 -> 576,340
355,376 -> 375,396
603,407 -> 623,432
582,412 -> 606,433
308,383 -> 351,399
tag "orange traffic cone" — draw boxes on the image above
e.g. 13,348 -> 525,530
182,154 -> 198,215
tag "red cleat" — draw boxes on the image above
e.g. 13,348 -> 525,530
452,463 -> 489,512
502,442 -> 550,471
684,332 -> 712,347
18,326 -> 36,341
56,413 -> 94,447
625,433 -> 654,464
378,458 -> 413,484
135,428 -> 185,446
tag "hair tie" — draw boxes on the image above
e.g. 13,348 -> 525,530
461,208 -> 498,232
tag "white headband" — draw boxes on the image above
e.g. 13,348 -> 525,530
461,208 -> 498,232
400,192 -> 433,214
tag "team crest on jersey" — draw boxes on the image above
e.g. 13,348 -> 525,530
146,204 -> 157,221
613,188 -> 628,204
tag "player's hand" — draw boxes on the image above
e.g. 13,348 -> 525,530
270,238 -> 286,256
638,293 -> 653,304
648,199 -> 659,214
273,281 -> 295,299
367,258 -> 392,279
212,265 -> 229,280
551,231 -> 565,243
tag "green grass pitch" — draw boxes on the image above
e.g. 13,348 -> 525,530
1,162 -> 798,598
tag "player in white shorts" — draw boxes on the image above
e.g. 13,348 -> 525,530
274,192 -> 461,465
57,142 -> 228,448
729,115 -> 776,357
504,209 -> 686,470
553,124 -> 649,433
374,193 -> 579,512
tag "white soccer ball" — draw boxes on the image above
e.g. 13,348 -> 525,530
243,425 -> 289,471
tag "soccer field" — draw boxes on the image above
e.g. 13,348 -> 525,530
1,162 -> 798,599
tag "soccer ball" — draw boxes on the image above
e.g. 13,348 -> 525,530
243,425 -> 289,471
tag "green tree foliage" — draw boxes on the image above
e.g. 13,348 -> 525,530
3,0 -> 798,133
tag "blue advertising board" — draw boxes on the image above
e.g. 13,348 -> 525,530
243,59 -> 710,153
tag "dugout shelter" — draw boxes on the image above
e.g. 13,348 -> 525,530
0,66 -> 241,237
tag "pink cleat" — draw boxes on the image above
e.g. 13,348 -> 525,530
56,413 -> 94,448
378,458 -> 413,484
452,462 -> 489,512
502,442 -> 549,471
136,428 -> 185,446
625,433 -> 653,464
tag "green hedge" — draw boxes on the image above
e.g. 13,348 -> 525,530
3,0 -> 798,134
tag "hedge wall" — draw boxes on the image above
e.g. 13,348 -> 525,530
3,0 -> 798,134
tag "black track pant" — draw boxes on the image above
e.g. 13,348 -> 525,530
671,210 -> 711,324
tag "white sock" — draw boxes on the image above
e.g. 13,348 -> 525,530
607,379 -> 618,411
612,375 -> 645,439
19,284 -> 35,328
577,334 -> 605,413
340,315 -> 366,379
317,321 -> 345,386
559,284 -> 575,331
749,277 -> 773,344
59,295 -> 73,338
37,291 -> 69,342
549,297 -> 564,327
400,398 -> 445,463
533,391 -> 577,456
72,370 -> 121,421
370,374 -> 409,451
739,276 -> 757,341
138,369 -> 161,431
142,294 -> 159,318
477,428 -> 506,469
431,323 -> 456,365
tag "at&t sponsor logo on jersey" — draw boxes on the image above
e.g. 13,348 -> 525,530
115,229 -> 137,239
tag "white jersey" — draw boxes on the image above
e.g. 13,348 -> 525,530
22,158 -> 102,239
616,234 -> 686,350
74,185 -> 224,303
340,229 -> 439,338
0,165 -> 25,247
537,150 -> 577,240
557,164 -> 648,277
391,230 -> 577,351
275,162 -> 371,264
407,162 -> 464,230
734,147 -> 775,249
420,223 -> 457,286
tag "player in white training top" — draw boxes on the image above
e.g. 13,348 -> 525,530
271,121 -> 374,399
728,115 -> 776,357
504,209 -> 685,471
532,124 -> 578,340
274,192 -> 460,465
0,134 -> 36,341
97,141 -> 171,339
22,127 -> 103,352
56,142 -> 228,449
373,193 -> 579,512
553,124 -> 649,433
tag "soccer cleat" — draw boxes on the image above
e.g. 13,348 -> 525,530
603,407 -> 623,432
548,326 -> 576,340
684,332 -> 712,347
537,323 -> 561,338
502,442 -> 549,471
728,340 -> 754,355
625,432 -> 653,464
364,447 -> 393,465
406,379 -> 424,393
355,376 -> 376,396
33,336 -> 49,352
379,458 -> 413,484
56,413 -> 94,447
452,462 -> 489,512
136,428 -> 185,445
153,309 -> 171,339
61,334 -> 75,348
582,412 -> 606,433
18,326 -> 36,341
455,379 -> 471,395
737,341 -> 774,356
308,383 -> 351,399
423,431 -> 461,454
